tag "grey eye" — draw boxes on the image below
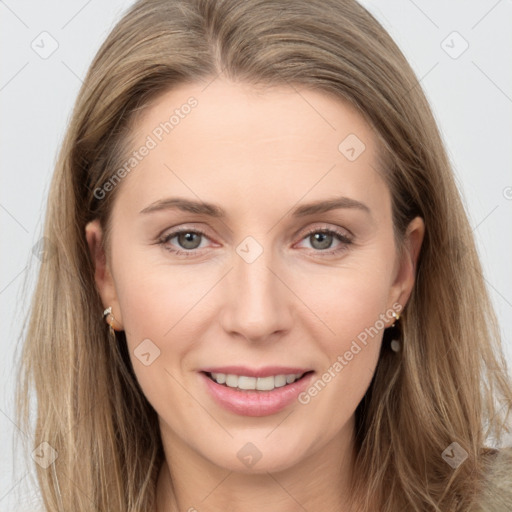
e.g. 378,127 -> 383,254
309,232 -> 334,250
176,232 -> 203,250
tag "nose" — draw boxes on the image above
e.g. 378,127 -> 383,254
218,242 -> 294,343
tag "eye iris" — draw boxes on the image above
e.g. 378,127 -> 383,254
310,232 -> 333,250
178,232 -> 201,250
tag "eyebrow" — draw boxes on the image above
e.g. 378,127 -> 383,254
139,196 -> 371,217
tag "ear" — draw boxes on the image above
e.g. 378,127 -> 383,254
387,216 -> 425,316
85,219 -> 123,330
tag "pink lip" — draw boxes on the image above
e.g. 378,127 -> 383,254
200,365 -> 312,378
199,370 -> 315,417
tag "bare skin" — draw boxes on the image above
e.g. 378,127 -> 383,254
86,78 -> 424,511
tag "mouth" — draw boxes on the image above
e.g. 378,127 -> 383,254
199,369 -> 316,416
202,370 -> 315,392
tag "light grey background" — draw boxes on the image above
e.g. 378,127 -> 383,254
1,1 -> 511,509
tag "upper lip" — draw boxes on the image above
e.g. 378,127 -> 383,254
200,366 -> 314,378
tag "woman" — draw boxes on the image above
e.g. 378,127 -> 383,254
16,0 -> 512,510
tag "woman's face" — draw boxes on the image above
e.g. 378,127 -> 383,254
87,79 -> 423,475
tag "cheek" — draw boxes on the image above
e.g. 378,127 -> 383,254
112,266 -> 207,418
292,276 -> 389,432
290,252 -> 394,407
111,251 -> 210,381
113,240 -> 213,337
293,255 -> 394,349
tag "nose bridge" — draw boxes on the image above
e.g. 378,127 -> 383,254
220,236 -> 291,339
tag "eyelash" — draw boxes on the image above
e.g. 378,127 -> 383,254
157,226 -> 353,258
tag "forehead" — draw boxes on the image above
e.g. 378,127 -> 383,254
134,78 -> 376,159
114,78 -> 388,220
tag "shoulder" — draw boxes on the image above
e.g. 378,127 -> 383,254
469,446 -> 512,511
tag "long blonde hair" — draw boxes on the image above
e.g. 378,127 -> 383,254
16,0 -> 512,510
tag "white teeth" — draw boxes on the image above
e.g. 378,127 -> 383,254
255,376 -> 274,391
225,374 -> 238,387
238,376 -> 256,390
274,375 -> 287,388
209,372 -> 305,390
214,372 -> 226,384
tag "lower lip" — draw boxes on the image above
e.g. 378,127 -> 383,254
200,371 -> 315,417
